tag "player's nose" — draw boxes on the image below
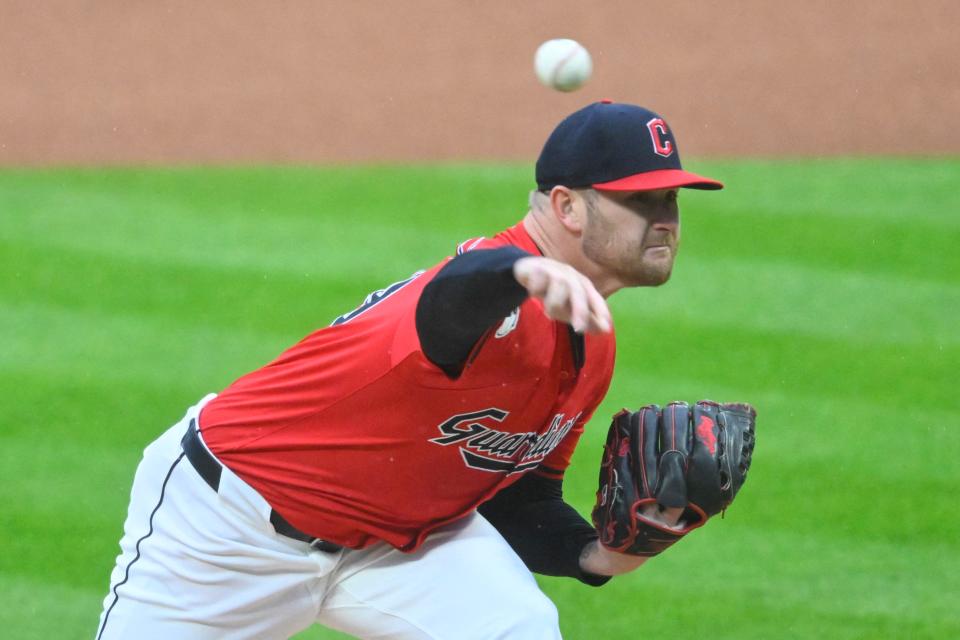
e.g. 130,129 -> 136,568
652,212 -> 679,235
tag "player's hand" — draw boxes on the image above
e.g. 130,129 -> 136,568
513,256 -> 611,334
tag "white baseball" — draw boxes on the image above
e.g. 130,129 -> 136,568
534,39 -> 592,92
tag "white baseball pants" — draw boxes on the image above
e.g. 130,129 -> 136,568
95,396 -> 562,639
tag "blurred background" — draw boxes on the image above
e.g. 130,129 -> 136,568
1,1 -> 958,639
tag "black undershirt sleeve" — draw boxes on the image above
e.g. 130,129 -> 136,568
478,473 -> 612,587
415,246 -> 531,377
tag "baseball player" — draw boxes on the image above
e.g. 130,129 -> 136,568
95,101 -> 755,640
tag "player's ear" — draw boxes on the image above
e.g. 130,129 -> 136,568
548,186 -> 587,234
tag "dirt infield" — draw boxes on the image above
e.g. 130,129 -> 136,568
1,0 -> 957,165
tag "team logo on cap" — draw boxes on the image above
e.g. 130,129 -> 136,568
646,117 -> 674,157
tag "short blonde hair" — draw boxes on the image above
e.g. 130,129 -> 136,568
528,189 -> 550,212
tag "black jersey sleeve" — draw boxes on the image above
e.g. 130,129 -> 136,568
477,472 -> 612,587
415,246 -> 531,377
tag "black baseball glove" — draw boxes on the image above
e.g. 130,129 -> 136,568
591,400 -> 756,557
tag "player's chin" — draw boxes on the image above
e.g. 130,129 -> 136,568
635,253 -> 676,285
645,268 -> 674,286
628,263 -> 674,287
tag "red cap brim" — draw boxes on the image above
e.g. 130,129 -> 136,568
593,168 -> 723,191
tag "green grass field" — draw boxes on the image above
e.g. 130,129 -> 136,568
2,159 -> 958,639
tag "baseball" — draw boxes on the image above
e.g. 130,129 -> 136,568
534,39 -> 592,92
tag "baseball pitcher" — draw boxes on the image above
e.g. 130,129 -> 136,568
96,101 -> 756,640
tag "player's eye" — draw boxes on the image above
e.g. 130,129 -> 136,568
626,192 -> 655,205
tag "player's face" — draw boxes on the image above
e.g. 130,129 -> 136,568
581,188 -> 681,287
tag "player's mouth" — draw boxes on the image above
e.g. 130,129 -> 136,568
643,244 -> 673,254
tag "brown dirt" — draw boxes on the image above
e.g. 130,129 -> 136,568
1,0 -> 958,165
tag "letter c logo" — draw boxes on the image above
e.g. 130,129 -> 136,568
646,118 -> 674,157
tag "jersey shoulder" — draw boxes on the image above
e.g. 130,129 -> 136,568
455,235 -> 498,254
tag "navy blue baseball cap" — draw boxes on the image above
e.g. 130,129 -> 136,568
535,100 -> 723,192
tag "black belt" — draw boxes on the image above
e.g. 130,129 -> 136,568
181,419 -> 343,553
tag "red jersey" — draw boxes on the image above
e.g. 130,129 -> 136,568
199,223 -> 616,551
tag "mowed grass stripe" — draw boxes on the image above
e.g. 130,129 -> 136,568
635,256 -> 960,346
611,317 -> 956,407
694,157 -> 960,226
687,208 -> 960,286
1,200 -> 461,281
1,239 -> 364,336
0,370 -> 202,447
0,301 -> 296,388
0,164 -> 531,228
0,165 -> 528,279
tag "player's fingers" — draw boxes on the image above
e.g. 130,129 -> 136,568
547,275 -> 591,332
525,270 -> 550,298
562,273 -> 592,333
515,261 -> 546,296
542,276 -> 575,326
579,273 -> 611,333
516,258 -> 604,333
